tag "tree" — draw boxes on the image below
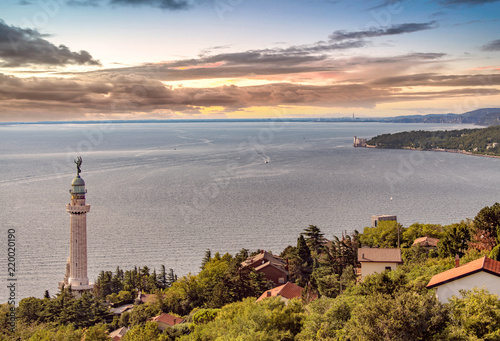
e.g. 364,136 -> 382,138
17,297 -> 43,324
158,265 -> 168,289
167,268 -> 177,287
296,296 -> 358,341
181,297 -> 304,341
122,321 -> 165,341
83,323 -> 110,341
302,225 -> 326,255
311,266 -> 341,298
344,291 -> 449,340
201,249 -> 212,270
438,221 -> 471,258
360,220 -> 404,248
448,288 -> 500,340
330,234 -> 359,275
402,223 -> 444,246
470,203 -> 500,251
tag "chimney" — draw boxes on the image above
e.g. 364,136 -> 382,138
285,258 -> 289,271
455,254 -> 460,268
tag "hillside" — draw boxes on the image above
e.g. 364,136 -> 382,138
367,125 -> 500,156
382,108 -> 500,126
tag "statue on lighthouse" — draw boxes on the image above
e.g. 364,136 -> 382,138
75,156 -> 82,175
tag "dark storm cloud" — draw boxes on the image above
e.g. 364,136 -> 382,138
0,20 -> 101,67
482,39 -> 500,51
328,22 -> 437,42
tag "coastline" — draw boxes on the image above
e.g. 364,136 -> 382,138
366,145 -> 500,159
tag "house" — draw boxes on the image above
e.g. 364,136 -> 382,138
256,282 -> 303,303
357,248 -> 402,279
412,236 -> 440,248
427,256 -> 500,303
371,215 -> 397,228
152,313 -> 185,331
136,292 -> 164,304
109,327 -> 128,341
241,250 -> 288,286
109,304 -> 134,315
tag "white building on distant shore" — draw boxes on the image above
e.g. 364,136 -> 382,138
353,136 -> 367,147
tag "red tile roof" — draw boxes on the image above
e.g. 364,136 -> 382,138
256,282 -> 303,302
413,237 -> 440,247
152,313 -> 185,327
357,248 -> 402,263
427,256 -> 500,289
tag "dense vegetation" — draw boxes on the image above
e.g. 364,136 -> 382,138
367,125 -> 500,156
2,203 -> 500,340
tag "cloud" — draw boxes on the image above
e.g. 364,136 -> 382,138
328,22 -> 438,42
373,0 -> 499,8
109,0 -> 190,10
0,20 -> 101,67
3,64 -> 499,121
482,39 -> 500,51
65,0 -> 193,9
370,73 -> 500,87
438,0 -> 500,5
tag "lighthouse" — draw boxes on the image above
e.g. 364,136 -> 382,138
59,157 -> 93,293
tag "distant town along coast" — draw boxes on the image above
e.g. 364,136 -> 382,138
359,125 -> 500,159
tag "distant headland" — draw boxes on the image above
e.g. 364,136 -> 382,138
1,108 -> 499,126
364,125 -> 500,158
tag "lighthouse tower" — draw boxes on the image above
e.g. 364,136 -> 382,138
59,157 -> 93,292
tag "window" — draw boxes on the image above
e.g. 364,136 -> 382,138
278,277 -> 285,283
385,266 -> 392,271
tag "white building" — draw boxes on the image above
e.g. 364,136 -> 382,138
59,158 -> 93,293
357,248 -> 402,280
426,256 -> 500,303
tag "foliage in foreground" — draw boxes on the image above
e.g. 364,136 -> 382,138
2,203 -> 500,340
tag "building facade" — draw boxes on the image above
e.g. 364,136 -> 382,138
427,256 -> 500,303
357,248 -> 403,280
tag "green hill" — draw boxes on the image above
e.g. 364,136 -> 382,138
367,125 -> 500,156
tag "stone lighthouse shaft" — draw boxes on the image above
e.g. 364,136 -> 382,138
59,157 -> 93,292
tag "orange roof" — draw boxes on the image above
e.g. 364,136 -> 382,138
152,313 -> 184,326
358,248 -> 402,263
413,237 -> 439,247
256,282 -> 303,302
427,257 -> 500,289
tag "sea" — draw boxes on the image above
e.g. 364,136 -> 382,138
1,121 -> 499,302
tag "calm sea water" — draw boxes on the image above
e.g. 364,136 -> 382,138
1,121 -> 499,301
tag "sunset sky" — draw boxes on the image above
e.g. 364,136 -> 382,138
1,0 -> 500,121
